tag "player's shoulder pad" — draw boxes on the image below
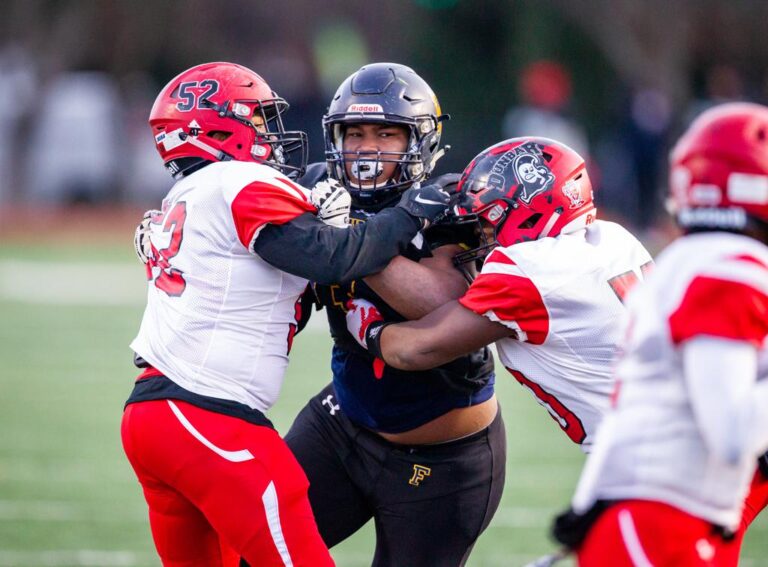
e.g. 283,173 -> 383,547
218,161 -> 310,204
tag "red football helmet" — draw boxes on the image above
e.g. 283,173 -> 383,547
669,102 -> 768,231
453,137 -> 596,264
149,62 -> 307,177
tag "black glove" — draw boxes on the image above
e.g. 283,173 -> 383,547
552,502 -> 612,551
396,182 -> 451,228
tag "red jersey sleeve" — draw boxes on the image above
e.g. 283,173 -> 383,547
230,178 -> 316,249
669,273 -> 768,347
459,249 -> 549,344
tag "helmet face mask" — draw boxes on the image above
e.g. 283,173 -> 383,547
323,63 -> 448,207
453,137 -> 596,267
150,62 -> 308,178
668,102 -> 768,236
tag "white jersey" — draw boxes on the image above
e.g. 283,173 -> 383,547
459,220 -> 652,450
130,161 -> 315,413
573,232 -> 768,529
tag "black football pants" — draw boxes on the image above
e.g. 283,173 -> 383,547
283,383 -> 507,567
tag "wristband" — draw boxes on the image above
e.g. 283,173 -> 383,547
365,321 -> 390,360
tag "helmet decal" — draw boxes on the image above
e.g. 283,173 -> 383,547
562,179 -> 586,209
347,103 -> 384,113
508,142 -> 556,203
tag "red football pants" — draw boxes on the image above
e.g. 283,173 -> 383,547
121,400 -> 334,567
717,468 -> 768,566
577,500 -> 737,567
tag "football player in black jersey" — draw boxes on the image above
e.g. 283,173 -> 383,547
283,63 -> 506,566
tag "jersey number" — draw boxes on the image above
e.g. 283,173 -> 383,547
176,80 -> 220,112
147,202 -> 187,296
608,261 -> 653,303
510,369 -> 587,444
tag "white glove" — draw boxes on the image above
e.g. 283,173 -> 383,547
134,209 -> 160,264
310,178 -> 351,228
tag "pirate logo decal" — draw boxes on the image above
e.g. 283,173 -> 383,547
509,142 -> 556,204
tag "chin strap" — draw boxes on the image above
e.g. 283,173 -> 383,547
428,144 -> 451,172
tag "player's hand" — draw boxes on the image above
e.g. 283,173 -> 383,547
345,298 -> 385,349
310,178 -> 351,228
396,182 -> 451,229
134,209 -> 160,264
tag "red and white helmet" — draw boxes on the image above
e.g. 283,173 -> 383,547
669,102 -> 768,231
149,62 -> 307,178
453,137 -> 596,263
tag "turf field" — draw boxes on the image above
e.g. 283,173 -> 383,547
0,236 -> 766,566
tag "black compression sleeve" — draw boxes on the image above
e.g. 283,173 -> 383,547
252,208 -> 421,285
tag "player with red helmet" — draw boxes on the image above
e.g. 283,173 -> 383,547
346,136 -> 652,451
121,62 -> 452,567
551,102 -> 768,566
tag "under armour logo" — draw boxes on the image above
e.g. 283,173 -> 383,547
409,464 -> 431,486
321,394 -> 340,416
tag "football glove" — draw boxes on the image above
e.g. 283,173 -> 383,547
396,182 -> 451,229
134,209 -> 160,264
345,298 -> 388,358
310,178 -> 351,228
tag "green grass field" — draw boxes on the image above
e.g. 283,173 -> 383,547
0,242 -> 766,566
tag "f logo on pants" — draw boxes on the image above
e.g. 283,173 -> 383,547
409,464 -> 431,486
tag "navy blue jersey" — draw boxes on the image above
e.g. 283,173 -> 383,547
299,163 -> 495,433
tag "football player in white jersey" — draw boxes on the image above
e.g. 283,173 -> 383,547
346,137 -> 652,451
548,103 -> 768,567
120,62 -> 451,567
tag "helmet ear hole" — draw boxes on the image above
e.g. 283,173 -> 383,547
519,212 -> 542,229
208,131 -> 232,142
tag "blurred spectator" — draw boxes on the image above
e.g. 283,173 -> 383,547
685,64 -> 746,126
121,72 -> 173,204
627,87 -> 673,229
502,60 -> 589,158
0,43 -> 36,203
24,71 -> 120,204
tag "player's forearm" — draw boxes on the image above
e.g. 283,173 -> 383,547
253,209 -> 420,285
379,324 -> 457,370
684,337 -> 766,464
364,253 -> 467,319
745,381 -> 768,457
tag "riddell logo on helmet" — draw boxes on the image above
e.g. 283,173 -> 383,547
347,104 -> 384,113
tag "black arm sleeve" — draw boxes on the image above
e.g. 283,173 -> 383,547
252,208 -> 421,285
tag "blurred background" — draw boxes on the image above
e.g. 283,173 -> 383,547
3,0 -> 768,235
1,1 -> 768,565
